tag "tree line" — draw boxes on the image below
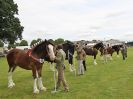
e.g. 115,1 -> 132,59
0,38 -> 67,48
126,41 -> 133,46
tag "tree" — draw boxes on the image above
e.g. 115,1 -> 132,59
0,40 -> 4,47
65,40 -> 73,44
30,40 -> 37,46
36,38 -> 42,42
127,41 -> 133,46
19,40 -> 28,46
8,44 -> 16,49
15,42 -> 19,46
54,38 -> 64,45
48,39 -> 54,44
0,0 -> 24,44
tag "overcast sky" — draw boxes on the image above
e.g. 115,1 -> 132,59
14,0 -> 133,43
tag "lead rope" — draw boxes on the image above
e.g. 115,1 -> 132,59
73,51 -> 76,77
29,51 -> 44,64
51,65 -> 58,93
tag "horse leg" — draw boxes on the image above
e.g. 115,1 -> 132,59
109,53 -> 113,60
8,66 -> 16,88
69,64 -> 73,72
93,55 -> 97,65
69,57 -> 76,72
110,55 -> 113,60
103,54 -> 106,63
100,55 -> 104,60
32,66 -> 39,94
37,66 -> 46,91
117,51 -> 120,57
100,50 -> 104,60
69,58 -> 73,72
50,63 -> 55,71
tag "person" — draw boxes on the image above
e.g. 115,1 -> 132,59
76,46 -> 86,75
121,43 -> 127,60
55,44 -> 69,92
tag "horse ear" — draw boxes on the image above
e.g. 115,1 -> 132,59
45,39 -> 48,43
30,45 -> 32,48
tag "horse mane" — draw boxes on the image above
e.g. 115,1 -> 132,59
63,42 -> 75,54
93,42 -> 103,49
32,41 -> 46,54
112,45 -> 122,51
32,40 -> 54,54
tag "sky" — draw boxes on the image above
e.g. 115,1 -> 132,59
14,0 -> 133,43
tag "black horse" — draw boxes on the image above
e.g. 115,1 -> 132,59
112,45 -> 123,57
83,42 -> 104,65
62,41 -> 75,71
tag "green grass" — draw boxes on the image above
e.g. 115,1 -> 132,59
0,48 -> 133,99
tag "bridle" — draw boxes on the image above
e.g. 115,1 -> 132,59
28,44 -> 51,63
28,49 -> 44,63
46,44 -> 55,59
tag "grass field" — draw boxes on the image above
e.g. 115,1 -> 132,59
0,48 -> 133,99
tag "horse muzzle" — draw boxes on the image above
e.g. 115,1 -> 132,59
49,56 -> 56,61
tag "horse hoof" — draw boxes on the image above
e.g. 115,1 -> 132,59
51,69 -> 55,71
8,83 -> 15,88
8,85 -> 14,88
117,55 -> 120,58
69,69 -> 73,72
100,57 -> 104,60
12,82 -> 15,86
40,87 -> 47,91
34,89 -> 39,94
72,69 -> 76,71
8,85 -> 13,88
94,63 -> 97,65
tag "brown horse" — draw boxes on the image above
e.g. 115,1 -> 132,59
100,47 -> 114,58
83,42 -> 104,65
6,40 -> 55,94
100,44 -> 123,60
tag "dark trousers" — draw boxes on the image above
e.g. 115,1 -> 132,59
83,60 -> 86,71
121,49 -> 127,60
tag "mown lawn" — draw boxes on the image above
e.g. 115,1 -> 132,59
0,48 -> 133,99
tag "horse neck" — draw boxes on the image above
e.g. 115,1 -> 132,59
32,47 -> 47,58
112,46 -> 118,51
93,45 -> 100,50
69,46 -> 75,54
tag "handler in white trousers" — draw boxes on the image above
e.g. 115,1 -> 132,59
76,46 -> 86,75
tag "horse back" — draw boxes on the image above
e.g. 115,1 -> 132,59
6,49 -> 31,69
84,47 -> 98,56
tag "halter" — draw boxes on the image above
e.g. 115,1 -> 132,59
28,49 -> 44,63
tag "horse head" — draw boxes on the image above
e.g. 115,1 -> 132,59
32,39 -> 55,61
93,42 -> 104,50
62,41 -> 75,61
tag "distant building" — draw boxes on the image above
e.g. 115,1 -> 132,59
16,46 -> 30,50
105,39 -> 124,46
